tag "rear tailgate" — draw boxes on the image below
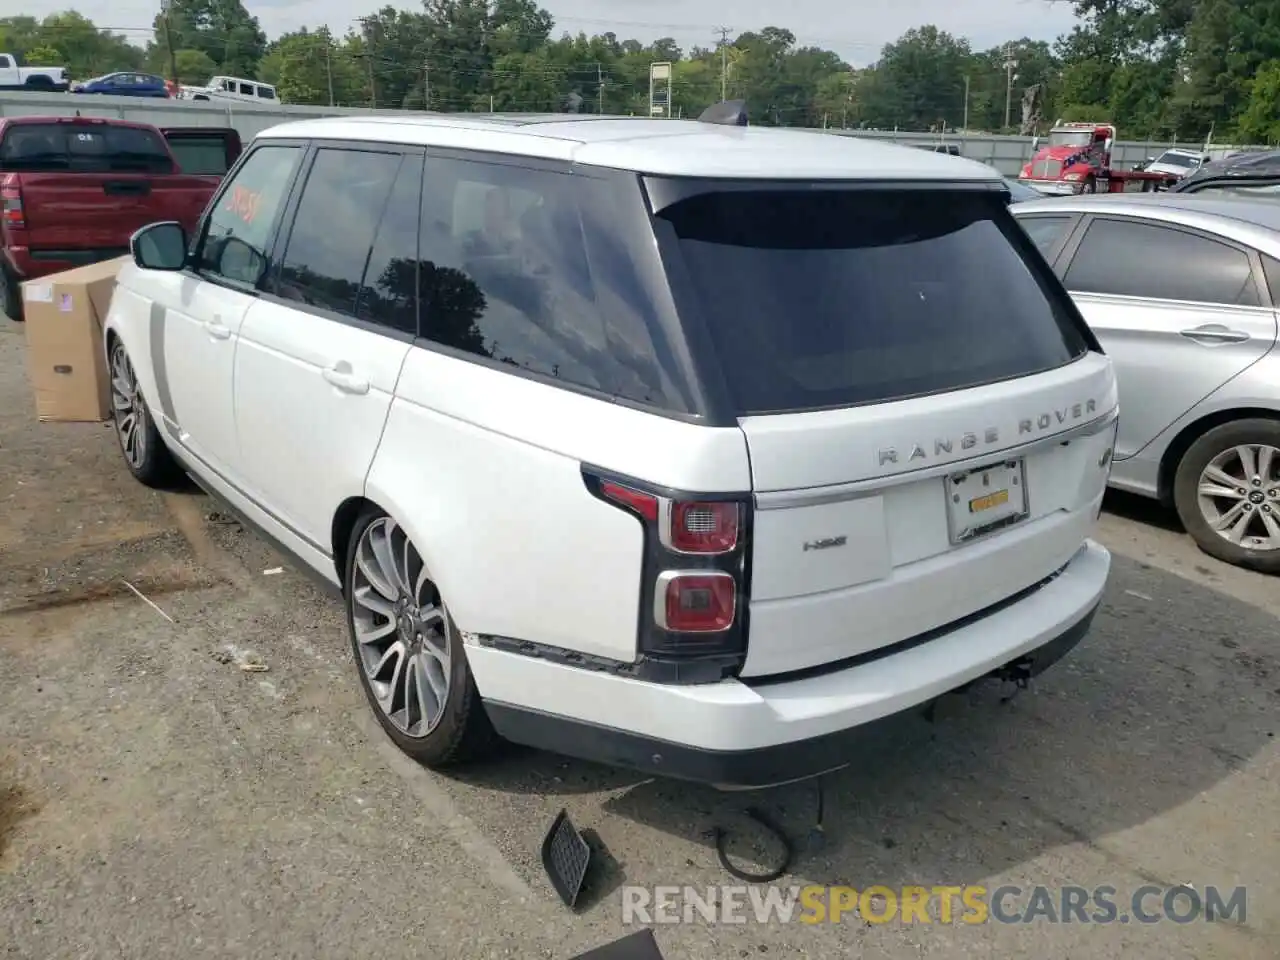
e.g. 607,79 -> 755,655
160,126 -> 242,178
0,118 -> 216,252
654,184 -> 1117,678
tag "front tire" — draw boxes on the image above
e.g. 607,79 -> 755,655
108,337 -> 180,487
1172,419 -> 1280,574
1081,176 -> 1097,194
344,510 -> 496,767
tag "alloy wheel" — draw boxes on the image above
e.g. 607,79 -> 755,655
1196,444 -> 1280,551
109,341 -> 148,469
350,517 -> 452,738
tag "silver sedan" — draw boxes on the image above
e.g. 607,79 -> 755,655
1012,193 -> 1280,573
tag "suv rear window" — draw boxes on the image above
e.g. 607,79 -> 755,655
163,134 -> 230,175
654,187 -> 1090,414
0,123 -> 174,174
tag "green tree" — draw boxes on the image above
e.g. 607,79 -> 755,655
1236,61 -> 1280,144
861,26 -> 972,130
21,44 -> 64,67
152,0 -> 268,79
259,28 -> 360,105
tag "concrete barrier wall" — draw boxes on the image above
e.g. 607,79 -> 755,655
0,90 -> 1264,176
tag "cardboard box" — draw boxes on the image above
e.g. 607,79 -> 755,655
22,256 -> 130,422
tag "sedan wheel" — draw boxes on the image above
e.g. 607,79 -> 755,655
1195,444 -> 1280,552
1173,419 -> 1280,574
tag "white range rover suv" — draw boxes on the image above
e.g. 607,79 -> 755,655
105,112 -> 1117,788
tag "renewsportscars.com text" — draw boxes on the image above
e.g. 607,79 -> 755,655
621,884 -> 1246,926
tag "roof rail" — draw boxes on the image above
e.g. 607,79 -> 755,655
697,100 -> 748,127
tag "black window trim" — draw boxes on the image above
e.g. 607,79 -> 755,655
1056,214 -> 1275,310
254,139 -> 425,346
405,147 -> 714,425
186,137 -> 311,297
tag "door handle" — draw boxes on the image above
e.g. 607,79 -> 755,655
203,318 -> 231,340
322,363 -> 370,395
1179,324 -> 1250,344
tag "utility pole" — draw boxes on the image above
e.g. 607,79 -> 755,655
714,26 -> 732,101
1003,43 -> 1019,131
422,58 -> 430,110
325,39 -> 335,106
359,16 -> 378,108
962,74 -> 970,132
161,0 -> 179,88
597,63 -> 604,114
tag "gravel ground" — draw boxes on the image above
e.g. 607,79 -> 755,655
1,313 -> 1276,959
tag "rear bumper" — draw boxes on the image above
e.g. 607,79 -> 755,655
472,539 -> 1110,787
4,246 -> 129,280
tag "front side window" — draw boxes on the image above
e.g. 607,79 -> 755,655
198,144 -> 303,287
274,147 -> 404,318
415,157 -> 683,410
653,186 -> 1090,415
1063,218 -> 1260,306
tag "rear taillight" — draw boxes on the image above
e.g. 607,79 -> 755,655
661,501 -> 740,554
1,185 -> 23,230
656,571 -> 736,632
585,469 -> 752,684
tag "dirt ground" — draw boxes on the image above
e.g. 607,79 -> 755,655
1,313 -> 1277,959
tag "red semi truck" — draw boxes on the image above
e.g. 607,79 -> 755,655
1018,120 -> 1180,196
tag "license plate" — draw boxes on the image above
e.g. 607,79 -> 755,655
944,458 -> 1029,544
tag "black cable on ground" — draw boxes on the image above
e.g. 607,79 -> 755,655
713,777 -> 829,882
713,807 -> 794,883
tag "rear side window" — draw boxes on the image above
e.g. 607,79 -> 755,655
655,187 -> 1089,415
275,148 -> 403,317
1063,218 -> 1260,306
257,87 -> 276,100
1262,255 -> 1280,307
1017,214 -> 1074,258
415,157 -> 684,410
0,123 -> 174,174
164,135 -> 230,175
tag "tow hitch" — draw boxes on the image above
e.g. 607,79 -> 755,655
994,656 -> 1035,703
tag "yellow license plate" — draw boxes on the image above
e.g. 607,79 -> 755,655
969,489 -> 1010,513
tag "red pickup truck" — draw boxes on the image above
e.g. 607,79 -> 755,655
1,116 -> 241,320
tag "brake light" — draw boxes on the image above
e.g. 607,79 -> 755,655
584,468 -> 753,683
1,185 -> 23,229
656,572 -> 736,632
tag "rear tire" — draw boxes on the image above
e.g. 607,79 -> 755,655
107,337 -> 180,488
344,509 -> 497,767
0,265 -> 22,322
1172,419 -> 1280,574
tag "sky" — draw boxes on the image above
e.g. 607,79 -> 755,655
27,0 -> 1081,66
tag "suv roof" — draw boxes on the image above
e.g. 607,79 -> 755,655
255,114 -> 1004,182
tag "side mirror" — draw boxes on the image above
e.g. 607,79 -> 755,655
131,221 -> 187,271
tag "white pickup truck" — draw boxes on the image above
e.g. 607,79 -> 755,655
0,53 -> 69,92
